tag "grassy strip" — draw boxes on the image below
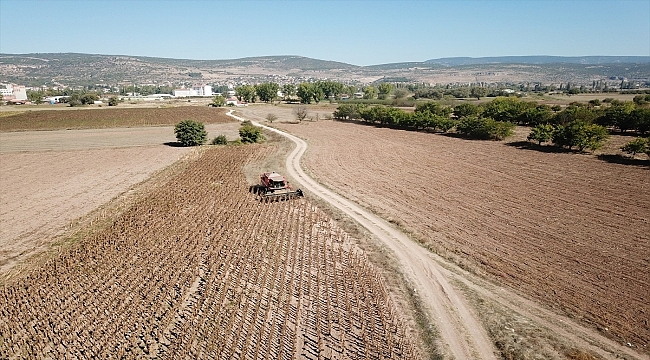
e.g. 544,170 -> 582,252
0,106 -> 232,132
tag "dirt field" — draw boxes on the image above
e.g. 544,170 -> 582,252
0,105 -> 230,132
269,119 -> 650,351
0,121 -> 241,274
0,145 -> 417,359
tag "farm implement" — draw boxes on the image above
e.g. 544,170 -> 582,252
250,171 -> 304,202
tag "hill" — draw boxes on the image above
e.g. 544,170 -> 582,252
0,53 -> 648,87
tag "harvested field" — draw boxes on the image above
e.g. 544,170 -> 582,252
0,106 -> 231,132
274,119 -> 650,351
0,145 -> 417,359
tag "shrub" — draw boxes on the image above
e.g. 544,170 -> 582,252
239,123 -> 265,143
211,134 -> 228,145
174,120 -> 207,146
265,113 -> 278,123
621,137 -> 649,158
527,124 -> 555,145
456,116 -> 515,140
552,121 -> 609,151
108,96 -> 119,106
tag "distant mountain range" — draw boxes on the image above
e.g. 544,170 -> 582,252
0,53 -> 648,87
425,56 -> 650,66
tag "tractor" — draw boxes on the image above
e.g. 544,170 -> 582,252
250,171 -> 303,201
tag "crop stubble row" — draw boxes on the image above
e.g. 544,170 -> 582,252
0,145 -> 417,359
277,121 -> 650,350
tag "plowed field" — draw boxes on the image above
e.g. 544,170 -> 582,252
0,145 -> 417,359
275,120 -> 650,350
0,106 -> 231,132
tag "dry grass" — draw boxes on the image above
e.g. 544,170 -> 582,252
0,106 -> 232,132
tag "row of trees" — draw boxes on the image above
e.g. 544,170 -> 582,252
333,101 -> 515,140
233,81 -> 405,104
334,97 -> 650,150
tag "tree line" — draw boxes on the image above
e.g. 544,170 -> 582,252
333,97 -> 650,152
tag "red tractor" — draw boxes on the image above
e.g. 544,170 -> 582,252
250,171 -> 303,201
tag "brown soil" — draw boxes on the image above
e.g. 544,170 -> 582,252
0,105 -> 231,132
270,119 -> 650,352
0,145 -> 418,359
0,122 -> 241,274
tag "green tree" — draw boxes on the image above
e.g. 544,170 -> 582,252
80,93 -> 99,105
211,95 -> 225,107
377,83 -> 393,100
255,82 -> 280,103
108,96 -> 119,106
174,120 -> 208,146
621,137 -> 648,158
235,85 -> 256,103
415,102 -> 452,117
453,103 -> 481,118
296,83 -> 315,104
316,81 -> 344,100
553,121 -> 609,151
27,90 -> 44,104
211,134 -> 228,145
527,124 -> 555,145
282,84 -> 296,101
393,88 -> 408,99
363,86 -> 377,99
239,122 -> 265,143
470,87 -> 487,100
456,116 -> 515,140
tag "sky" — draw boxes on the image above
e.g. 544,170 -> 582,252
1,0 -> 648,66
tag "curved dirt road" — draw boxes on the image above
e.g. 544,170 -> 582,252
227,110 -> 498,359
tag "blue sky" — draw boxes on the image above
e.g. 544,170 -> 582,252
1,0 -> 648,65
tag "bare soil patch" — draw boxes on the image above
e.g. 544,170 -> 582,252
0,122 -> 240,274
272,119 -> 650,352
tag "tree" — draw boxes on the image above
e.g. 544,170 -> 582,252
621,137 -> 648,158
393,88 -> 408,99
296,83 -> 315,104
527,124 -> 555,145
553,121 -> 609,151
211,95 -> 225,107
266,113 -> 278,123
255,82 -> 280,103
316,81 -> 344,100
470,87 -> 487,100
377,83 -> 393,100
363,86 -> 377,99
293,106 -> 308,122
211,134 -> 228,145
235,85 -> 256,103
282,84 -> 296,101
27,90 -> 44,104
174,120 -> 208,146
0,93 -> 3,105
108,96 -> 119,106
80,93 -> 99,105
239,122 -> 265,143
453,103 -> 481,118
456,116 -> 515,140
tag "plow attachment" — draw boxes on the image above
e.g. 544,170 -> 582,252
249,185 -> 304,202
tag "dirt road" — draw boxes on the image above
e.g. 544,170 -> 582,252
230,109 -> 647,360
227,110 -> 497,359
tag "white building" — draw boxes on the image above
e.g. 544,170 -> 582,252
0,84 -> 27,101
172,85 -> 212,97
